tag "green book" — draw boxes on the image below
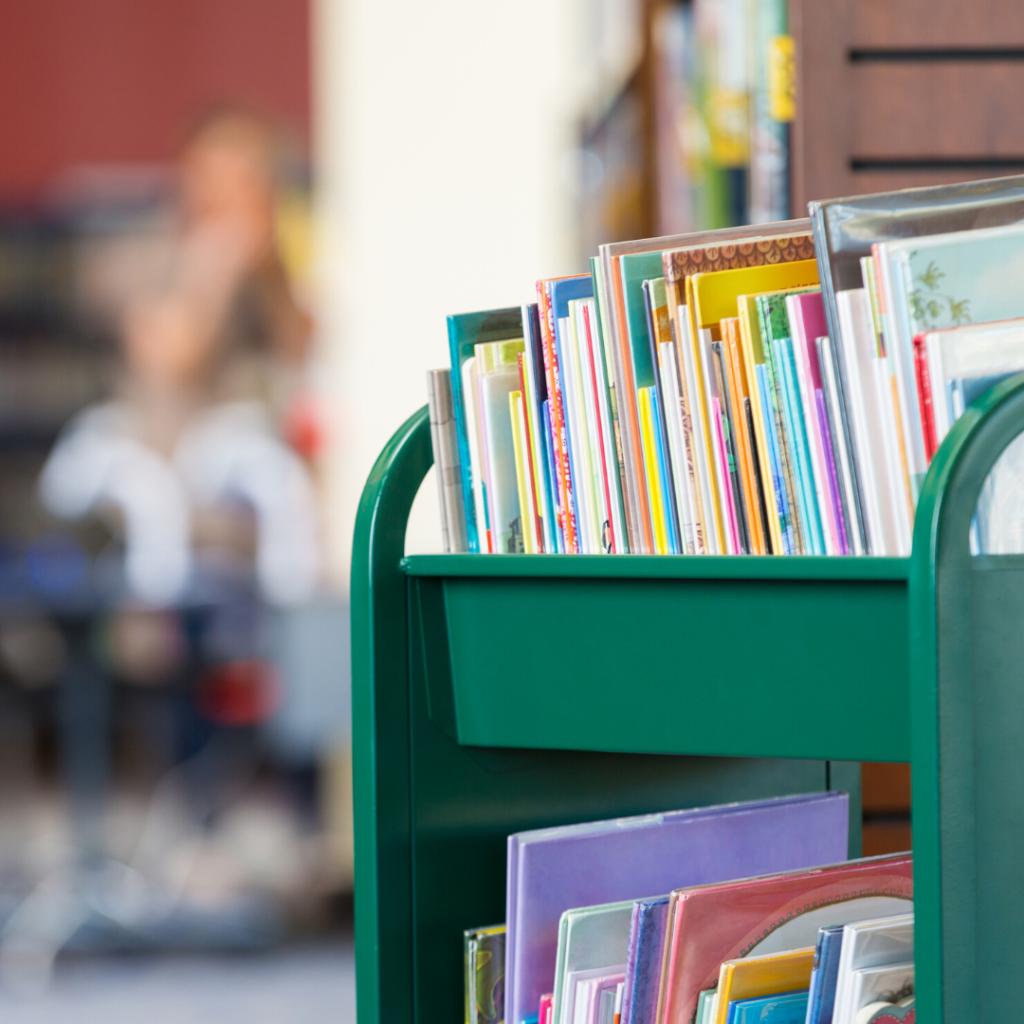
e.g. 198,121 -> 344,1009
465,925 -> 506,1024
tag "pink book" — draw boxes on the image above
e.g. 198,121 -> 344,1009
539,993 -> 553,1024
660,853 -> 913,1024
786,291 -> 840,555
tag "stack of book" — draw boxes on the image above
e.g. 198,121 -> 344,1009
464,794 -> 914,1024
428,174 -> 1024,556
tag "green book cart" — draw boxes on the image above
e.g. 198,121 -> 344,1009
352,374 -> 1024,1024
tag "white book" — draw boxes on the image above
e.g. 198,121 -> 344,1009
837,290 -> 900,555
677,306 -> 721,554
659,342 -> 696,553
832,913 -> 914,1024
845,962 -> 914,1024
560,314 -> 597,554
584,298 -> 628,553
698,325 -> 736,553
820,335 -> 864,556
574,301 -> 612,553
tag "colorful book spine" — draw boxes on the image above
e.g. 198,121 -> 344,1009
638,387 -> 669,555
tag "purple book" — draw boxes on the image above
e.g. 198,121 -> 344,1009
621,895 -> 670,1024
505,792 -> 849,1024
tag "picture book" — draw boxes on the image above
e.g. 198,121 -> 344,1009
832,915 -> 914,1024
622,896 -> 670,1024
806,924 -> 844,1024
711,946 -> 814,1024
726,990 -> 809,1024
659,852 -> 912,1024
447,308 -> 524,552
465,925 -> 506,1024
504,792 -> 849,1024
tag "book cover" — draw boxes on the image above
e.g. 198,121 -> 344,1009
841,964 -> 913,1024
553,902 -> 634,1024
659,853 -> 912,1024
622,896 -> 670,1024
510,388 -> 538,553
505,793 -> 849,1024
477,339 -> 527,553
427,368 -> 469,553
466,925 -> 506,1024
712,946 -> 813,1024
727,990 -> 809,1024
523,304 -> 556,553
806,924 -> 844,1024
565,297 -> 601,553
639,386 -> 670,554
832,915 -> 914,1024
447,308 -> 524,552
658,342 -> 699,553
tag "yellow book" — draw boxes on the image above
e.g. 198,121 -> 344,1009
711,945 -> 814,1024
509,391 -> 536,554
688,261 -> 819,556
638,387 -> 669,555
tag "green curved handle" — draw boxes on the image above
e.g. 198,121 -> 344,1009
351,405 -> 432,1024
911,372 -> 1024,1024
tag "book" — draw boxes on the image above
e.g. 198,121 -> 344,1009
726,990 -> 809,1024
523,303 -> 557,553
831,915 -> 914,1024
840,965 -> 913,1024
504,792 -> 849,1024
465,925 -> 506,1024
477,339 -> 527,553
427,368 -> 469,553
659,852 -> 913,1024
553,901 -> 634,1024
854,997 -> 914,1024
710,946 -> 814,1024
806,924 -> 845,1024
622,896 -> 670,1024
447,309 -> 524,552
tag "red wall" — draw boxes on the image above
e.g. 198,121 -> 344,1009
0,0 -> 310,201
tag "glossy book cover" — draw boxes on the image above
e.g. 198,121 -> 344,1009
659,853 -> 912,1024
504,792 -> 849,1024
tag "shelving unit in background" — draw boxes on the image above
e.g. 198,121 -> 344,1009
352,375 -> 1024,1024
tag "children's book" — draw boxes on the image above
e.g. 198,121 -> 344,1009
621,896 -> 670,1024
659,853 -> 912,1024
806,924 -> 845,1024
427,368 -> 468,553
465,925 -> 506,1024
831,915 -> 914,1024
726,990 -> 809,1024
504,792 -> 849,1024
447,308 -> 524,552
839,964 -> 913,1024
553,901 -> 634,1024
711,946 -> 814,1024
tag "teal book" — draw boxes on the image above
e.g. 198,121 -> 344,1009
726,990 -> 809,1024
775,335 -> 825,555
618,250 -> 668,392
756,293 -> 806,553
447,309 -> 524,552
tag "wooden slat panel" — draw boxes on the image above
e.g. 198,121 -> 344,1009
853,64 -> 1024,158
847,167 -> 1024,196
854,0 -> 1024,48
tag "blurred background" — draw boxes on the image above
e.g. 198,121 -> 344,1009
1,0 -> 989,1016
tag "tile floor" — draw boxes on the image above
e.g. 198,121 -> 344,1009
0,939 -> 356,1024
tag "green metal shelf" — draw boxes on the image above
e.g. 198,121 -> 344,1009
405,554 -> 910,762
353,374 -> 1024,1024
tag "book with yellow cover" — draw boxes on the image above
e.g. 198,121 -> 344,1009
510,390 -> 537,554
711,946 -> 814,1024
689,261 -> 819,555
638,387 -> 669,555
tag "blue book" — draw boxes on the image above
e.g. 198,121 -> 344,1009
621,896 -> 670,1024
446,308 -> 524,552
775,336 -> 825,554
540,401 -> 564,553
726,989 -> 809,1024
806,924 -> 845,1024
755,363 -> 794,555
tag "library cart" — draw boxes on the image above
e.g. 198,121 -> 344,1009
352,374 -> 1024,1024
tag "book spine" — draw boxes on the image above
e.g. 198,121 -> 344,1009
710,341 -> 749,554
447,319 -> 480,552
820,334 -> 863,556
509,391 -> 534,553
541,402 -> 563,552
724,322 -> 764,555
522,306 -> 553,552
538,281 -> 579,553
583,301 -> 618,553
638,388 -> 668,554
756,362 -> 794,555
651,386 -> 680,554
427,369 -> 469,553
517,353 -> 544,552
560,308 -> 593,553
914,333 -> 937,461
659,343 -> 696,554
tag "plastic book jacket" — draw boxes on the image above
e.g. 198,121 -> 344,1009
466,925 -> 506,1024
504,792 -> 848,1024
660,853 -> 912,1024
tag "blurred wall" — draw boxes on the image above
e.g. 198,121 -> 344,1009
0,0 -> 310,201
315,0 -> 585,584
